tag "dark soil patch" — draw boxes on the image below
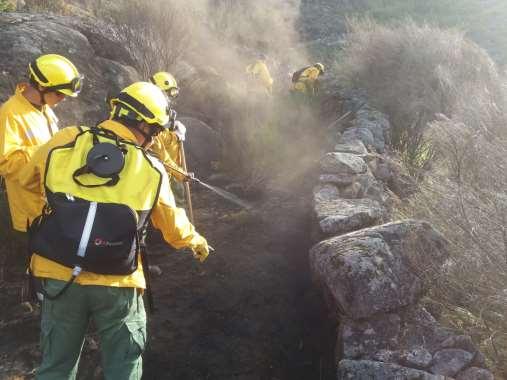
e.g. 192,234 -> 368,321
0,182 -> 336,380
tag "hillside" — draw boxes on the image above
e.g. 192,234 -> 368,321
300,0 -> 507,64
0,1 -> 506,379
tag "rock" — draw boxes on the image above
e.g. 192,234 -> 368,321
313,196 -> 384,236
470,351 -> 487,369
430,349 -> 474,377
354,109 -> 391,151
401,348 -> 433,369
339,307 -> 453,363
342,127 -> 376,149
374,162 -> 393,182
313,184 -> 340,202
439,335 -> 477,354
319,170 -> 385,202
319,174 -> 356,186
338,359 -> 447,380
456,367 -> 494,380
178,117 -> 222,179
355,120 -> 386,152
310,220 -> 449,319
373,349 -> 401,363
338,182 -> 363,199
320,152 -> 367,175
334,139 -> 368,155
0,12 -> 139,125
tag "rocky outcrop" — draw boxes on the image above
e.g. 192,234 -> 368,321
311,220 -> 448,319
0,12 -> 222,180
310,92 -> 494,379
0,12 -> 139,125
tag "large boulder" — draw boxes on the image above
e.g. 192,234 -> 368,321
0,12 -> 139,126
178,117 -> 222,179
310,220 -> 449,319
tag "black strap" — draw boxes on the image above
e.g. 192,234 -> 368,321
139,234 -> 155,314
29,60 -> 49,84
40,275 -> 78,300
71,127 -> 126,188
72,165 -> 120,188
116,92 -> 156,120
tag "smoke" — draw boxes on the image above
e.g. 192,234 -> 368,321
116,0 -> 323,187
167,0 -> 308,81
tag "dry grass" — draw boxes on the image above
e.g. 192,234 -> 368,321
339,18 -> 504,173
107,0 -> 193,80
397,118 -> 507,376
335,19 -> 507,376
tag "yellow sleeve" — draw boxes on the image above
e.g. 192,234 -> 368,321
18,127 -> 80,195
0,112 -> 38,178
151,132 -> 186,182
150,169 -> 206,249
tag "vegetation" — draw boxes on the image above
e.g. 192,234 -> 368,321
338,19 -> 503,174
0,0 -> 15,11
337,18 -> 507,376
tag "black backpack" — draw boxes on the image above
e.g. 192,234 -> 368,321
292,66 -> 311,83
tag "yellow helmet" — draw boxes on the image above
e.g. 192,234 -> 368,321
150,71 -> 179,98
28,54 -> 83,97
110,82 -> 170,127
314,62 -> 325,73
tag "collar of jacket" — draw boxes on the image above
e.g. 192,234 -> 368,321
97,119 -> 139,144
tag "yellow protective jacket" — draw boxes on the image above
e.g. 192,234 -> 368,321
18,119 -> 207,288
246,60 -> 274,94
0,84 -> 59,231
293,66 -> 321,95
151,129 -> 186,183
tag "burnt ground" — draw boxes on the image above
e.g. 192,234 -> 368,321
0,179 -> 337,380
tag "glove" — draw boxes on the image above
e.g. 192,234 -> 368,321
184,171 -> 196,182
173,120 -> 186,141
191,238 -> 209,263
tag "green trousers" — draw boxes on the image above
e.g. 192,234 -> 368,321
36,279 -> 147,380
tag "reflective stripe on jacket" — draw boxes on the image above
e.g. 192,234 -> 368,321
0,84 -> 58,231
18,119 -> 207,288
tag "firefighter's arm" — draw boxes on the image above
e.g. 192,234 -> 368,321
164,156 -> 187,182
0,113 -> 39,178
151,170 -> 209,261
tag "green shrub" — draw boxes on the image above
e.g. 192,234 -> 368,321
0,0 -> 15,11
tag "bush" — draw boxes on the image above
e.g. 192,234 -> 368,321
339,18 -> 507,376
397,117 -> 507,377
107,0 -> 193,79
339,19 -> 504,172
23,0 -> 71,14
0,0 -> 15,11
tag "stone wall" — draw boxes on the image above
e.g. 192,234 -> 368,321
310,92 -> 494,380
